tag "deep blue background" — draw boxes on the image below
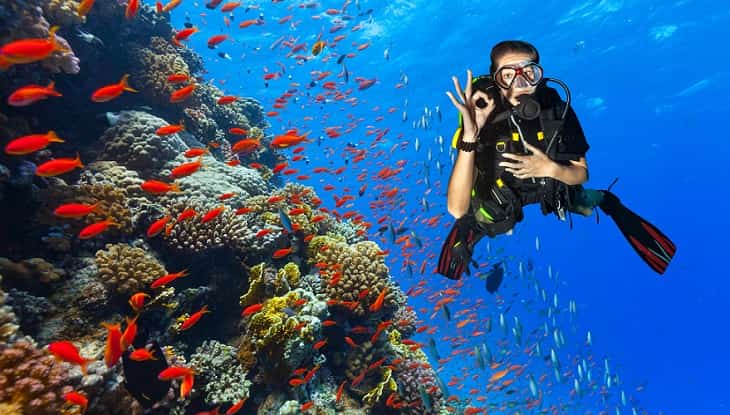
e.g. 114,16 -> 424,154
169,0 -> 728,412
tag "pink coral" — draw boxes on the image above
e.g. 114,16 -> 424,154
0,340 -> 76,415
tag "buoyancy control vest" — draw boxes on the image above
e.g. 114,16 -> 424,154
453,76 -> 582,237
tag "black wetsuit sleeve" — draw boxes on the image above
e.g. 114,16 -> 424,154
554,105 -> 590,163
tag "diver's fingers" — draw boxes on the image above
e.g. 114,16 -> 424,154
452,76 -> 466,104
464,69 -> 473,104
499,161 -> 523,169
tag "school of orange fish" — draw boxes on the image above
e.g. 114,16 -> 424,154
1,0 -> 650,414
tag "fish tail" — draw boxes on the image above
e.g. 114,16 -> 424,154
47,130 -> 65,143
0,56 -> 12,71
46,80 -> 62,96
179,119 -> 185,130
170,182 -> 181,192
120,74 -> 139,93
48,26 -> 70,54
74,152 -> 84,168
79,360 -> 89,376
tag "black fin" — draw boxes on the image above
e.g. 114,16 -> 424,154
598,191 -> 676,275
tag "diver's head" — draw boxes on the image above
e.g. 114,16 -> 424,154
490,40 -> 543,106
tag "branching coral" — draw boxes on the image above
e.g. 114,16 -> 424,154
306,235 -> 404,317
189,340 -> 251,406
160,199 -> 253,254
0,340 -> 76,415
94,243 -> 167,297
128,37 -> 193,108
43,0 -> 84,26
388,329 -> 446,414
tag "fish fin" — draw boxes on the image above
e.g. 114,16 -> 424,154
171,182 -> 181,192
47,130 -> 65,143
75,152 -> 84,168
120,74 -> 139,93
48,26 -> 69,54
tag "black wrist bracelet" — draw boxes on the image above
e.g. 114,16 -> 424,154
457,140 -> 478,152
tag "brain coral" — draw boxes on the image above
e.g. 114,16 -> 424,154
94,243 -> 167,297
98,110 -> 188,174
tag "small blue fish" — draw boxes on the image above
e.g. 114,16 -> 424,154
278,208 -> 292,233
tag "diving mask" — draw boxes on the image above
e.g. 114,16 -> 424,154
494,61 -> 544,90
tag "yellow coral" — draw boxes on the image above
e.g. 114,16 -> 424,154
279,262 -> 300,288
239,263 -> 297,308
246,292 -> 300,348
362,367 -> 397,406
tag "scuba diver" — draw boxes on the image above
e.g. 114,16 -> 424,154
438,40 -> 676,280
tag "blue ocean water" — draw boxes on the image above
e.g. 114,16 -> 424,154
1,0 -> 727,413
178,0 -> 726,412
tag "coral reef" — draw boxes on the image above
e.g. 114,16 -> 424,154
98,111 -> 188,174
307,235 -> 405,317
0,257 -> 65,292
0,340 -> 76,415
189,340 -> 251,406
0,275 -> 20,343
128,37 -> 194,109
43,0 -> 84,26
94,242 -> 166,297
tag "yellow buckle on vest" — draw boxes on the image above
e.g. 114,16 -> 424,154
537,131 -> 544,141
511,132 -> 519,141
496,178 -> 504,188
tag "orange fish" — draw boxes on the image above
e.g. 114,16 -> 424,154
201,205 -> 225,223
156,121 -> 185,136
35,153 -> 83,176
158,366 -> 195,380
141,180 -> 180,194
173,26 -> 199,42
272,247 -> 292,259
129,347 -> 157,361
77,0 -> 95,17
179,305 -> 210,330
369,286 -> 388,312
79,218 -> 119,239
229,127 -> 248,135
171,157 -> 203,178
7,81 -> 62,106
128,292 -> 150,313
0,26 -> 67,68
184,147 -> 208,158
220,1 -> 240,12
162,0 -> 182,12
64,391 -> 88,412
300,401 -> 314,411
181,373 -> 193,398
241,302 -> 263,316
175,208 -> 197,223
147,215 -> 171,237
270,132 -> 310,149
54,201 -> 101,219
231,138 -> 260,153
167,73 -> 189,83
289,377 -> 306,387
336,380 -> 346,403
226,398 -> 247,415
48,341 -> 93,375
151,269 -> 188,288
5,130 -> 64,155
102,321 -> 123,367
170,84 -> 196,103
312,339 -> 327,350
217,95 -> 237,105
208,34 -> 229,48
125,0 -> 140,19
121,315 -> 138,349
91,74 -> 138,102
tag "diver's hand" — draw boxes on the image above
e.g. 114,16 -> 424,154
445,69 -> 495,142
499,141 -> 556,179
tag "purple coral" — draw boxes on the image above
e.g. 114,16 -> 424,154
0,340 -> 76,415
